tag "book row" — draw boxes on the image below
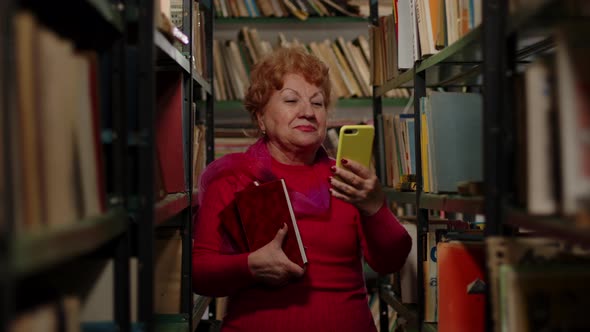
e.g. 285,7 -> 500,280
214,26 -> 410,101
214,0 -> 363,19
11,11 -> 106,232
371,0 -> 482,84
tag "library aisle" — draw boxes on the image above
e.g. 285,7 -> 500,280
2,0 -> 590,332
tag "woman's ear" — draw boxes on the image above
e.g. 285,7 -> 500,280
256,113 -> 265,132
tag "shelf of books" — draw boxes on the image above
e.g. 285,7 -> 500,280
13,209 -> 127,277
374,0 -> 578,98
149,0 -> 214,330
212,25 -> 410,102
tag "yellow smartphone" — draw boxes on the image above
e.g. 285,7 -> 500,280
335,125 -> 375,169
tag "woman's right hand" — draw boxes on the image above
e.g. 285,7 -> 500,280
247,223 -> 305,287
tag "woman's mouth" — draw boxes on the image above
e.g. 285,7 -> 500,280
294,125 -> 316,132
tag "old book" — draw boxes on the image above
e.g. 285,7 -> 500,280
38,23 -> 81,226
486,236 -> 570,332
155,72 -> 186,194
225,179 -> 308,268
499,264 -> 590,332
15,11 -> 43,230
155,229 -> 183,313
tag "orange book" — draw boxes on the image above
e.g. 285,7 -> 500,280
437,241 -> 485,332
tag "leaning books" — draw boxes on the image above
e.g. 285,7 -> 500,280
222,178 -> 308,268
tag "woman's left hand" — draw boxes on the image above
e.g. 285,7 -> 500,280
329,159 -> 385,216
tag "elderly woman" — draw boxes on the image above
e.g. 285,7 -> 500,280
193,47 -> 411,332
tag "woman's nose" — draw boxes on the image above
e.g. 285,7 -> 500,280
299,101 -> 315,118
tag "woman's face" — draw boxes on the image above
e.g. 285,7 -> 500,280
257,73 -> 327,154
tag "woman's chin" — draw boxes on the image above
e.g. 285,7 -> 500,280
292,139 -> 322,151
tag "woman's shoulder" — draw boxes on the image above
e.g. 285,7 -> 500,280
201,153 -> 247,182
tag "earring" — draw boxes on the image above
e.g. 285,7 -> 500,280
261,129 -> 267,136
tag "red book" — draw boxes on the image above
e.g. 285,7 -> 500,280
222,179 -> 308,268
155,72 -> 185,194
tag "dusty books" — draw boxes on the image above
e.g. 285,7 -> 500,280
222,179 -> 308,268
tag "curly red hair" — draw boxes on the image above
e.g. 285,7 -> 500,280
244,47 -> 332,130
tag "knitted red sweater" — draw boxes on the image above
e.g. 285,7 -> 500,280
192,158 -> 412,332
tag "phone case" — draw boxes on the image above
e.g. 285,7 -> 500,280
336,125 -> 375,169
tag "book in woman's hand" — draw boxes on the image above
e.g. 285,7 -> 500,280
222,179 -> 308,268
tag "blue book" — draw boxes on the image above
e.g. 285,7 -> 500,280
399,114 -> 415,175
407,118 -> 416,175
427,92 -> 483,193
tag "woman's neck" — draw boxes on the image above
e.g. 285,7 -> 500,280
266,140 -> 317,166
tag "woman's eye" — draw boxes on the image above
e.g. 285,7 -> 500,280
312,102 -> 324,107
285,99 -> 297,103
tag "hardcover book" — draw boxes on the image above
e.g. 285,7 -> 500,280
222,179 -> 308,268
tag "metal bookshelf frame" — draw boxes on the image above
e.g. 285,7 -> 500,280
1,0 -> 16,330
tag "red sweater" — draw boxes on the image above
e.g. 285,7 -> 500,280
193,158 -> 412,332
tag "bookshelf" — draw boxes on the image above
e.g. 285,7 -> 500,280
2,0 -> 131,331
372,0 -> 590,332
2,0 -> 214,331
131,0 -> 213,331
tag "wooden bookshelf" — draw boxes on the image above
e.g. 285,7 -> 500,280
13,209 -> 128,277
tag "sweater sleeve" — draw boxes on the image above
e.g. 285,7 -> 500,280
358,202 -> 412,274
192,177 -> 256,297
